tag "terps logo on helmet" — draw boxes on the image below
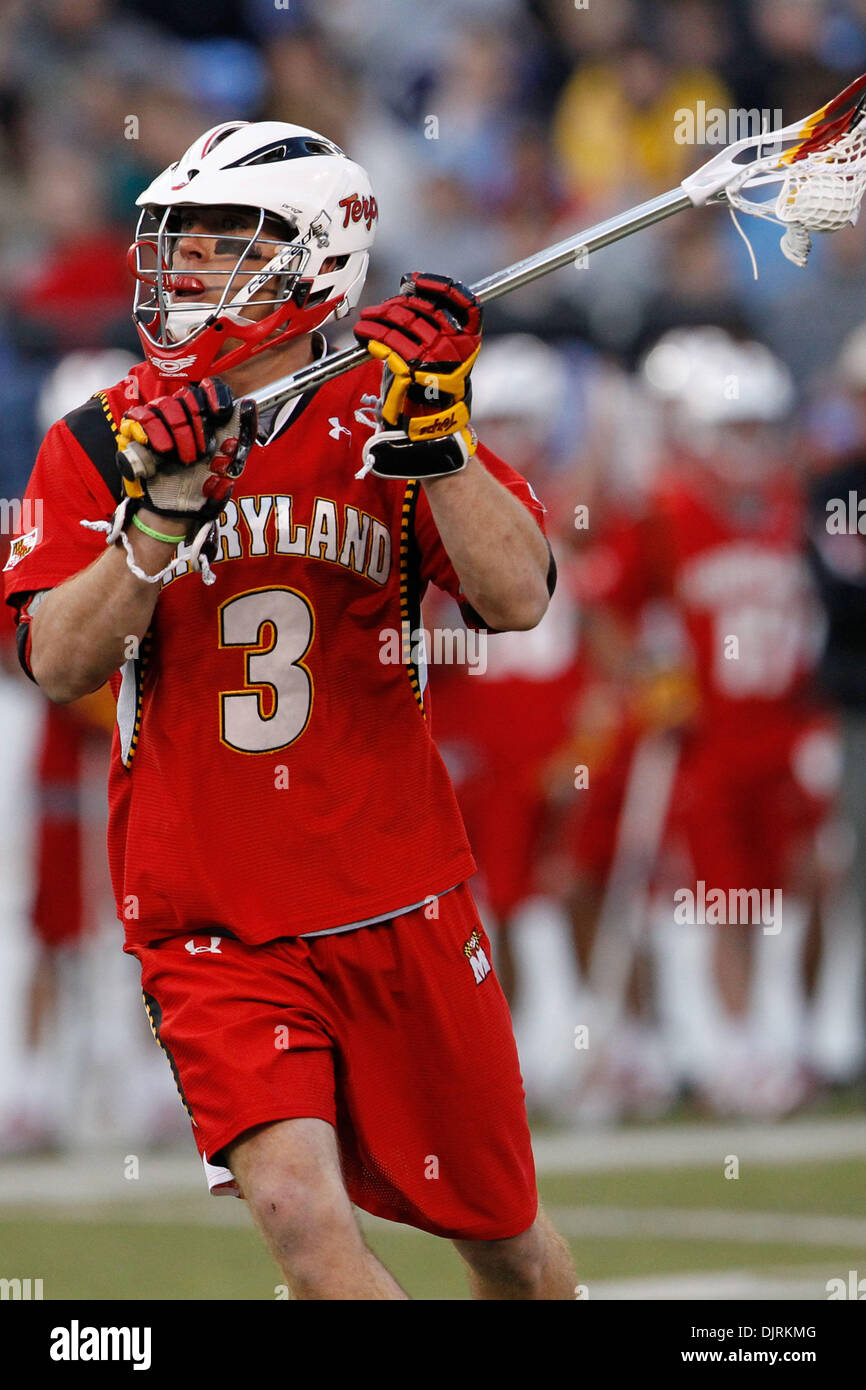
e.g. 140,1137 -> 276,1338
338,193 -> 378,231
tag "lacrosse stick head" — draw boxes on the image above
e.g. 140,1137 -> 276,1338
682,73 -> 866,269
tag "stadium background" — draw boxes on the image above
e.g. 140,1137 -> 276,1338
1,0 -> 865,1300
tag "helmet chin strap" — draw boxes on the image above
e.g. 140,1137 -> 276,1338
165,304 -> 216,342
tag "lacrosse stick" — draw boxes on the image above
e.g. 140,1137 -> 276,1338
249,71 -> 866,415
571,730 -> 682,1105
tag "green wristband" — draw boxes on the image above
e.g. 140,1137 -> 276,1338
131,513 -> 185,546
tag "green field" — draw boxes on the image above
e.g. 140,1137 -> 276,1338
1,1129 -> 863,1300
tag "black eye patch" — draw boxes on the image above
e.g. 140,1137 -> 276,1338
212,236 -> 262,256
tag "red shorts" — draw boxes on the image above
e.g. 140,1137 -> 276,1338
126,884 -> 538,1241
671,718 -> 838,891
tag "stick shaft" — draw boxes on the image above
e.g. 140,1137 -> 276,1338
249,186 -> 693,414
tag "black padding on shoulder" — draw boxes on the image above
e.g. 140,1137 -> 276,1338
15,616 -> 36,683
64,398 -> 124,504
545,538 -> 557,597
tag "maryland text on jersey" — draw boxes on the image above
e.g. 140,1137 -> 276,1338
162,494 -> 392,588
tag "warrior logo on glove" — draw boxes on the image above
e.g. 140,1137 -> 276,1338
117,377 -> 257,531
353,272 -> 483,479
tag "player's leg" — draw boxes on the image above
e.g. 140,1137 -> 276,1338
130,933 -> 409,1299
313,887 -> 575,1299
452,1202 -> 576,1300
226,1117 -> 408,1300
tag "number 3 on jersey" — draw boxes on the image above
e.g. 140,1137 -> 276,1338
218,587 -> 315,754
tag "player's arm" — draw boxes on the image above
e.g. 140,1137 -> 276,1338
418,460 -> 551,630
29,379 -> 255,703
354,273 -> 551,630
29,530 -> 179,702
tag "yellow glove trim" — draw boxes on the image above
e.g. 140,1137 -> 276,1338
371,342 -> 483,428
417,343 -> 481,398
118,418 -> 149,450
407,400 -> 472,442
381,358 -> 413,427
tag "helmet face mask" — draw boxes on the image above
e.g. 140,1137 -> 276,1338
130,205 -> 316,373
129,120 -> 377,381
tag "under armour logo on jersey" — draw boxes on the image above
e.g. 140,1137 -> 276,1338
328,417 -> 352,440
185,937 -> 223,956
463,929 -> 491,985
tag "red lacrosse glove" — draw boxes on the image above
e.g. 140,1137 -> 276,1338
120,378 -> 233,467
354,272 -> 482,478
117,377 -> 257,523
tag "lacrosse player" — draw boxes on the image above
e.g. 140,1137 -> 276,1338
3,120 -> 574,1299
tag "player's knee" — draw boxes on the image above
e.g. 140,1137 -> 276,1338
228,1118 -> 353,1243
458,1222 -> 547,1293
477,1245 -> 546,1295
245,1169 -> 349,1245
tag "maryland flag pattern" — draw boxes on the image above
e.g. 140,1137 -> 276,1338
3,527 -> 39,571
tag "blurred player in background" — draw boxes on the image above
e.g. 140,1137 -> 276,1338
570,328 -> 845,1117
1,351 -> 185,1153
427,335 -> 590,1110
429,337 -> 582,990
806,323 -> 866,1082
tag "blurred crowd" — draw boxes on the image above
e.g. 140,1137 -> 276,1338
2,0 -> 866,1147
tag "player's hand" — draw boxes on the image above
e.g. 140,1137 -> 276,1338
630,666 -> 699,734
354,272 -> 482,479
116,378 -> 257,524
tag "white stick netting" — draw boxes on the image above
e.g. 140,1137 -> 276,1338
724,105 -> 866,269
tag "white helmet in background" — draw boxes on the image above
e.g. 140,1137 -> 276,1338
129,120 -> 378,381
38,350 -> 138,434
470,334 -> 568,433
642,327 -> 794,427
641,327 -> 796,485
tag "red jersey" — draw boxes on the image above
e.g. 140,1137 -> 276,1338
4,356 -> 547,947
580,471 -> 823,736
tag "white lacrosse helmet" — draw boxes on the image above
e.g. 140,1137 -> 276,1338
641,327 -> 795,427
129,120 -> 378,381
469,335 -> 568,432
